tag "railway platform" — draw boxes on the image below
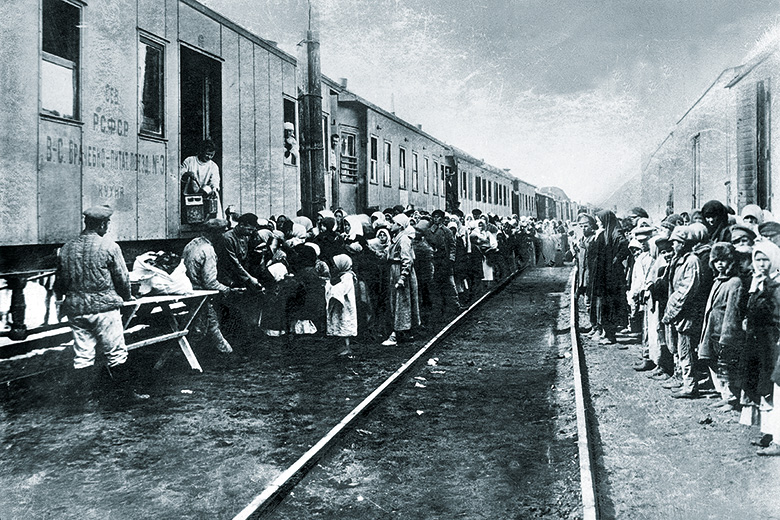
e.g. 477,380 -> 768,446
578,304 -> 780,519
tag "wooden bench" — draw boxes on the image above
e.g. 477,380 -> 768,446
0,291 -> 218,373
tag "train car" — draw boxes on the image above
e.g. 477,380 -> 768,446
329,89 -> 449,214
639,68 -> 738,219
445,147 -> 515,217
512,179 -> 538,218
0,0 -> 336,272
535,192 -> 555,221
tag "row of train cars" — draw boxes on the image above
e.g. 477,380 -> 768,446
0,0 -> 579,281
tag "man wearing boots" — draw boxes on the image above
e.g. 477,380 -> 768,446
54,205 -> 148,402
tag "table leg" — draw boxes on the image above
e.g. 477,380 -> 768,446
159,303 -> 203,373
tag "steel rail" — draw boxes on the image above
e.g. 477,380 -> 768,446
233,265 -> 529,520
569,268 -> 599,520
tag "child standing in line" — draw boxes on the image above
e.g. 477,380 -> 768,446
325,254 -> 358,356
699,243 -> 744,411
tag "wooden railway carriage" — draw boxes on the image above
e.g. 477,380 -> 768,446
445,147 -> 516,217
0,0 -> 333,265
330,91 -> 449,214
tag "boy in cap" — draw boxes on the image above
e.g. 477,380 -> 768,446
54,205 -> 148,401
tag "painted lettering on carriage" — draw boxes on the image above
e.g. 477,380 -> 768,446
97,183 -> 125,199
92,84 -> 129,137
43,135 -> 166,174
45,136 -> 83,165
93,113 -> 130,137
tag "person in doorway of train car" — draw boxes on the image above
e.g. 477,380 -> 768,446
283,122 -> 298,166
701,200 -> 732,244
54,205 -> 149,401
698,242 -> 744,412
182,218 -> 237,354
662,226 -> 705,398
588,210 -> 630,345
326,254 -> 359,356
382,213 -> 421,346
181,139 -> 222,219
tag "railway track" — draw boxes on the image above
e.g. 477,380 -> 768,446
233,265 -> 592,520
0,265 -> 591,519
233,266 -> 529,519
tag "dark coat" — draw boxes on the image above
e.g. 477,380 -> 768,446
699,276 -> 744,358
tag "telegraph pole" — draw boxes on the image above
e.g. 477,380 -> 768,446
298,0 -> 325,219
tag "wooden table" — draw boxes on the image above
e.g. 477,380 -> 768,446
121,290 -> 218,372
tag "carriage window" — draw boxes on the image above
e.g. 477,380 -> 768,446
461,171 -> 467,198
475,176 -> 482,201
139,38 -> 164,136
488,180 -> 493,203
370,135 -> 378,184
399,148 -> 407,190
42,0 -> 80,119
283,98 -> 298,166
433,161 -> 439,195
424,158 -> 430,193
412,152 -> 419,191
383,141 -> 392,186
340,133 -> 358,183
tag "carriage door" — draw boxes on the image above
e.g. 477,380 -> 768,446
180,46 -> 222,186
338,131 -> 358,212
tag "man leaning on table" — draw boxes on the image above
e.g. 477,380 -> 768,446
54,205 -> 148,401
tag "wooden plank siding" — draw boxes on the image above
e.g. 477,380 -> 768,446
737,82 -> 757,209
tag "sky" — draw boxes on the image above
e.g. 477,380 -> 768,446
204,0 -> 780,204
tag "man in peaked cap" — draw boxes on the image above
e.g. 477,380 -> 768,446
54,205 -> 148,402
182,218 -> 236,354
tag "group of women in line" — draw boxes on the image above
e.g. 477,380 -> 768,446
214,206 -> 558,355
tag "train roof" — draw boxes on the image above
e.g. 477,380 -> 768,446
537,186 -> 571,201
446,146 -> 517,181
183,0 -> 297,64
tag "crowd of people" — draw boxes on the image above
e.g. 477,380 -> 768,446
186,205 -> 569,357
572,202 -> 780,456
54,197 -> 574,402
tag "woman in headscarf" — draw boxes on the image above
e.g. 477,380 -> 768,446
382,213 -> 420,346
738,239 -> 780,454
289,243 -> 326,336
313,214 -> 343,268
741,204 -> 764,232
292,215 -> 315,238
367,226 -> 392,339
701,200 -> 731,244
589,209 -> 630,345
325,254 -> 358,355
261,262 -> 304,340
371,211 -> 387,230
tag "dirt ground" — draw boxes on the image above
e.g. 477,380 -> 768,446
267,267 -> 581,520
0,267 -> 579,519
579,303 -> 780,520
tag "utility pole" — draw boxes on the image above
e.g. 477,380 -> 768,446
297,0 -> 325,219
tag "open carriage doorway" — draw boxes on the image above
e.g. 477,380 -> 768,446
180,46 -> 222,178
